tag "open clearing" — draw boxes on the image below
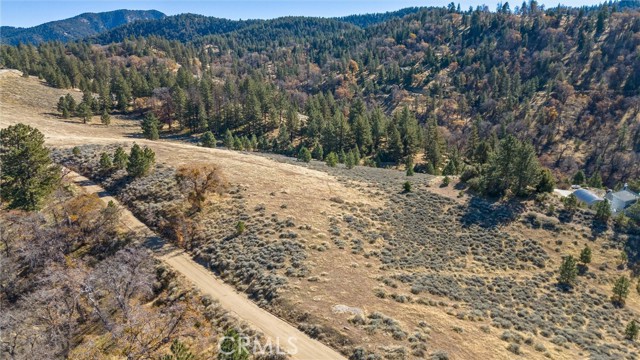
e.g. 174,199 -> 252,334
3,70 -> 640,359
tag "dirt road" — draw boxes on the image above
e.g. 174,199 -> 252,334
66,170 -> 345,360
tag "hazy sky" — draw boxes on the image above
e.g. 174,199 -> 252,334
1,0 -> 607,28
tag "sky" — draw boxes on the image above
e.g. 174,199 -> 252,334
1,0 -> 607,28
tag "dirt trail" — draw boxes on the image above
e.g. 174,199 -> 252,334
66,170 -> 345,360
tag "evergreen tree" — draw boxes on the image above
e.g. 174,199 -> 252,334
161,339 -> 195,360
573,170 -> 586,185
612,276 -> 631,306
298,146 -> 312,163
405,156 -> 414,176
345,150 -> 355,169
325,152 -> 338,167
113,146 -> 128,169
65,93 -> 76,114
100,109 -> 111,126
387,125 -> 403,163
142,113 -> 160,140
558,255 -> 578,289
201,131 -> 216,148
442,160 -> 457,176
579,245 -> 592,265
57,96 -> 68,118
99,152 -> 113,170
595,200 -> 612,223
588,172 -> 603,188
563,194 -> 579,212
127,144 -> 155,177
625,320 -> 639,341
537,169 -> 556,193
78,102 -> 92,124
0,124 -> 60,211
218,329 -> 249,360
312,144 -> 324,160
224,130 -> 234,149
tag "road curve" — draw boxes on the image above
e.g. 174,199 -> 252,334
66,170 -> 346,360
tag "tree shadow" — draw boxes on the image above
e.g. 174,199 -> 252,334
459,196 -> 526,229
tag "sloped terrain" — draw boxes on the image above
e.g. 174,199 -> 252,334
2,68 -> 640,359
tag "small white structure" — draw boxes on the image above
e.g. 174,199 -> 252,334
572,188 -> 604,207
605,184 -> 640,213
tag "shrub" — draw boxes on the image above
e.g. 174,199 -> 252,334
506,343 -> 521,355
72,146 -> 81,156
236,221 -> 246,235
442,176 -> 450,187
298,147 -> 312,163
175,165 -> 226,213
403,181 -> 412,193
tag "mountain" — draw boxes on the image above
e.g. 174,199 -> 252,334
0,9 -> 165,45
90,13 -> 258,44
337,6 -> 423,28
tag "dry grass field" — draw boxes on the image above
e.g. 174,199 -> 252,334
2,70 -> 639,359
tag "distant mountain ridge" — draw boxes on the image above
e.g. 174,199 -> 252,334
0,9 -> 166,45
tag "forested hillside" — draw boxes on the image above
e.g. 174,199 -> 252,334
1,2 -> 639,189
0,10 -> 165,45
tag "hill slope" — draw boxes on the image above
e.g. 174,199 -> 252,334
0,9 -> 165,45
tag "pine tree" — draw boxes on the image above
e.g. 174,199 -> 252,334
579,245 -> 592,265
65,93 -> 76,114
161,339 -> 195,360
595,200 -> 612,223
224,130 -> 234,149
218,329 -> 249,360
113,146 -> 128,170
298,147 -> 312,163
201,131 -> 216,148
127,144 -> 155,178
612,276 -> 631,306
625,320 -> 639,341
442,160 -> 457,176
100,109 -> 111,126
312,144 -> 324,160
78,102 -> 92,124
405,156 -> 414,176
588,172 -> 603,188
0,124 -> 61,211
345,150 -> 355,169
573,170 -> 586,185
558,255 -> 578,289
325,152 -> 338,167
537,169 -> 556,193
57,96 -> 68,118
142,113 -> 160,140
99,152 -> 113,170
